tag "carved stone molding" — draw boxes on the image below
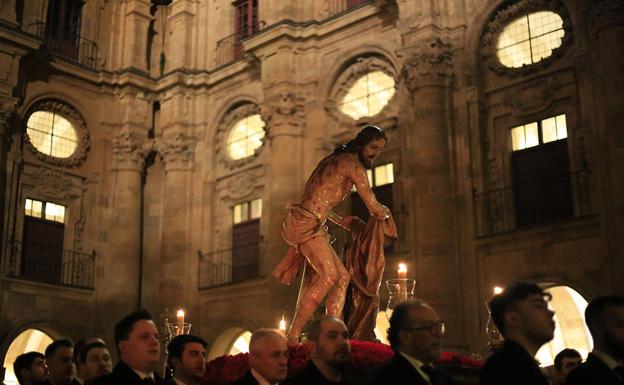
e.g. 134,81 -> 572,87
223,170 -> 261,201
157,133 -> 197,172
215,103 -> 266,170
31,167 -> 74,201
325,56 -> 398,126
502,76 -> 563,117
481,0 -> 572,77
0,97 -> 16,141
111,131 -> 146,171
586,0 -> 624,35
401,38 -> 453,90
261,92 -> 305,138
23,99 -> 90,168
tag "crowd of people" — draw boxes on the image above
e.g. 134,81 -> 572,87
9,281 -> 624,385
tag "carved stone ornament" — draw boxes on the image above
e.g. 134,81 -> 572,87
585,0 -> 624,35
23,99 -> 90,168
502,76 -> 562,117
0,97 -> 16,140
215,103 -> 265,170
31,166 -> 74,201
481,0 -> 573,77
111,131 -> 146,170
157,133 -> 197,171
325,56 -> 398,126
402,38 -> 453,90
261,92 -> 305,138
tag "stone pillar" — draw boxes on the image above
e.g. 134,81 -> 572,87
107,131 -> 146,313
0,0 -> 16,26
156,131 -> 196,313
261,91 -> 306,324
166,0 -> 197,71
399,38 -> 463,347
585,0 -> 624,293
121,0 -> 152,72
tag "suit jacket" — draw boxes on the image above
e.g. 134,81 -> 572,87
41,380 -> 81,385
228,370 -> 261,385
370,353 -> 453,385
91,361 -> 166,385
282,362 -> 350,385
480,340 -> 550,385
566,353 -> 624,385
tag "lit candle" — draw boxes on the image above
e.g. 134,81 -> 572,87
278,316 -> 287,332
493,286 -> 503,295
397,263 -> 407,279
176,309 -> 185,335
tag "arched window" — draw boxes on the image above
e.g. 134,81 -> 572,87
227,114 -> 265,160
207,327 -> 253,360
2,329 -> 54,385
536,285 -> 593,366
339,71 -> 395,120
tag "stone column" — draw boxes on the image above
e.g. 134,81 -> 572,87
166,0 -> 197,71
261,91 -> 306,324
156,131 -> 196,313
121,0 -> 152,72
399,38 -> 463,346
585,0 -> 624,293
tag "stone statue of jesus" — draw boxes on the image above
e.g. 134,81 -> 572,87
273,125 -> 391,344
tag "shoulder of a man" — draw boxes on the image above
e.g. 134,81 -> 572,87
565,356 -> 604,385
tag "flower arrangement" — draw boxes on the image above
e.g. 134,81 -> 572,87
202,341 -> 481,385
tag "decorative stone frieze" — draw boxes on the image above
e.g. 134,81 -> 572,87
0,97 -> 15,142
157,133 -> 196,171
215,103 -> 265,170
23,99 -> 90,168
325,56 -> 397,125
111,131 -> 146,171
402,38 -> 453,90
481,0 -> 572,77
502,76 -> 563,117
261,92 -> 305,137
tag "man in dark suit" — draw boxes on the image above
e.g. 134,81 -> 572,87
283,317 -> 352,385
166,334 -> 207,385
13,352 -> 47,385
566,295 -> 624,385
93,310 -> 165,385
229,328 -> 288,385
42,339 -> 80,385
480,281 -> 555,385
371,300 -> 452,385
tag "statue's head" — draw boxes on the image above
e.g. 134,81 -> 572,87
334,125 -> 387,168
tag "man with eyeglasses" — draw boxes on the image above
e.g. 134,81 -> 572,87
371,299 -> 452,385
480,281 -> 555,385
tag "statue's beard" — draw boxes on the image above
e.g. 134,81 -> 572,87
358,150 -> 374,169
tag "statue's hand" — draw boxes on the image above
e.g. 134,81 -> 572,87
371,205 -> 390,220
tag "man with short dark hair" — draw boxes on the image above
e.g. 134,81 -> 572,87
229,329 -> 288,385
480,281 -> 555,385
552,348 -> 581,384
76,342 -> 112,385
566,295 -> 624,385
166,335 -> 207,385
13,352 -> 47,385
283,317 -> 351,385
43,339 -> 79,385
371,300 -> 452,385
93,310 -> 165,385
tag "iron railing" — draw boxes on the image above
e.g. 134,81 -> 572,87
214,21 -> 265,68
25,21 -> 100,70
198,242 -> 260,289
6,240 -> 96,289
474,170 -> 595,237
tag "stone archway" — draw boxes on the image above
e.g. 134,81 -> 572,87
207,327 -> 252,361
2,328 -> 54,385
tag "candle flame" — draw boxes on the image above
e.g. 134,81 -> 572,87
177,309 -> 185,317
398,263 -> 407,273
278,316 -> 287,331
493,286 -> 503,295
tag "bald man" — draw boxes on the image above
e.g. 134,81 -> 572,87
229,329 -> 289,385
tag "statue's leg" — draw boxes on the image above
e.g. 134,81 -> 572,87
287,236 -> 340,343
325,254 -> 350,317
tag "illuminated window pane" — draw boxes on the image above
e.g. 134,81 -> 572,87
31,200 -> 43,218
44,202 -> 65,223
233,204 -> 243,224
366,169 -> 373,186
340,71 -> 396,120
25,199 -> 33,216
250,198 -> 262,219
542,117 -> 558,143
227,114 -> 266,160
26,111 -> 78,158
555,114 -> 567,140
511,125 -> 527,151
374,163 -> 394,187
497,11 -> 564,68
525,122 -> 539,148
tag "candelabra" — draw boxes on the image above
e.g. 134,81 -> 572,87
161,310 -> 192,378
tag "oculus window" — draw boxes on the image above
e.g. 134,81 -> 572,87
227,114 -> 265,160
26,111 -> 78,158
340,71 -> 395,120
497,11 -> 564,68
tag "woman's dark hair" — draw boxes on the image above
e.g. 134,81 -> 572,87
334,125 -> 387,154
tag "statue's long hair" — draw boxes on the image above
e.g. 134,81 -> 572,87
333,125 -> 387,154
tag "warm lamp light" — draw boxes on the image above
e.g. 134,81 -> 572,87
493,286 -> 503,295
176,309 -> 185,335
278,316 -> 287,332
397,263 -> 407,279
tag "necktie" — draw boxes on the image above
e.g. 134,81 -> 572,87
614,365 -> 624,382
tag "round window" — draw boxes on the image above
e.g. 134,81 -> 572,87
227,114 -> 266,160
497,11 -> 565,68
339,71 -> 395,120
26,111 -> 78,158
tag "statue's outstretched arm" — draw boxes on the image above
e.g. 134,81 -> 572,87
346,159 -> 390,220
